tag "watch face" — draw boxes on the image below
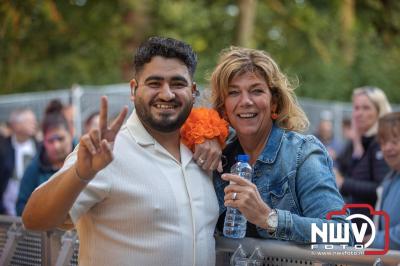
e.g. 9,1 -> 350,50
268,211 -> 278,228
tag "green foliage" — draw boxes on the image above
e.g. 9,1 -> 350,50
1,0 -> 400,103
0,0 -> 133,93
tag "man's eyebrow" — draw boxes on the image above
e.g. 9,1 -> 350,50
144,76 -> 164,82
144,75 -> 189,83
170,75 -> 190,83
144,75 -> 190,83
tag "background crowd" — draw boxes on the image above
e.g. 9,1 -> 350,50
0,102 -> 99,216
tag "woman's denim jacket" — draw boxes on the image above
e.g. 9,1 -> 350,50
214,124 -> 352,244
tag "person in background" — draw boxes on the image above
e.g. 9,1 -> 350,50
63,102 -> 76,137
209,47 -> 350,243
314,110 -> 342,163
0,108 -> 38,215
335,87 -> 391,232
340,117 -> 353,152
341,117 -> 352,140
16,99 -> 75,216
0,121 -> 12,138
366,112 -> 400,250
84,111 -> 100,134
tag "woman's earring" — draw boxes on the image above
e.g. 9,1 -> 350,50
271,112 -> 278,120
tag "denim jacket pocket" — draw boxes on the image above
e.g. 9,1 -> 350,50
268,176 -> 299,215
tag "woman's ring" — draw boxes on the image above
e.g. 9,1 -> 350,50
198,158 -> 205,165
232,192 -> 237,200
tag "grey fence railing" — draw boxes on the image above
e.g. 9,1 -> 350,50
3,84 -> 400,143
0,215 -> 399,266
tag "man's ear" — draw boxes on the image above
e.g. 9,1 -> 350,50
192,82 -> 199,98
130,79 -> 137,101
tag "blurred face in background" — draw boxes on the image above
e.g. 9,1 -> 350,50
12,110 -> 37,140
318,120 -> 333,142
43,126 -> 73,167
352,94 -> 379,135
84,113 -> 100,133
379,126 -> 400,172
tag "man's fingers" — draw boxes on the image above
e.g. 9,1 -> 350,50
99,96 -> 109,134
110,106 -> 129,134
89,129 -> 101,153
81,135 -> 97,155
100,139 -> 113,162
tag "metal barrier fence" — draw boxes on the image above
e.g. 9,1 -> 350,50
0,215 -> 399,266
4,84 -> 400,143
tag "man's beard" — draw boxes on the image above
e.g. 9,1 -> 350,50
134,97 -> 193,133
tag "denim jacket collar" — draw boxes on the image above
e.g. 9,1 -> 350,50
258,123 -> 284,164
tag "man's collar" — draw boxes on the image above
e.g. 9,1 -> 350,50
125,110 -> 193,166
125,110 -> 155,146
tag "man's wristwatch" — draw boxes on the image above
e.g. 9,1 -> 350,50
266,209 -> 278,234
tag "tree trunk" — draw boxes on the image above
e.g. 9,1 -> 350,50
235,0 -> 257,47
340,0 -> 355,65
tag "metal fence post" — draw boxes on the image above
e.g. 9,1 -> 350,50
55,230 -> 78,266
0,223 -> 24,265
71,85 -> 83,137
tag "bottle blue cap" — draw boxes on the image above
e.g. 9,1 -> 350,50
237,154 -> 249,162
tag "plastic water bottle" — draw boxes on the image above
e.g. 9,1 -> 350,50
223,154 -> 253,239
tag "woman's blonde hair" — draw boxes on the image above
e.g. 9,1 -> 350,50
352,87 -> 391,117
210,46 -> 309,132
353,86 -> 392,136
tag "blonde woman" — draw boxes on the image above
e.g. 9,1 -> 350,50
336,87 -> 391,233
211,47 -> 350,243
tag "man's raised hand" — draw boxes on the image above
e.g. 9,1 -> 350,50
76,96 -> 128,181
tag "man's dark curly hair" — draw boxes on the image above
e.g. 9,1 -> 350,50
133,36 -> 197,79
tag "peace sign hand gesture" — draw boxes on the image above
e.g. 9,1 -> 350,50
76,96 -> 128,181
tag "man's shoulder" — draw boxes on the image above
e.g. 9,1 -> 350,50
0,136 -> 13,160
0,135 -> 12,149
114,124 -> 137,147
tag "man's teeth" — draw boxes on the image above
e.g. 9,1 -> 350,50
155,104 -> 175,109
238,113 -> 256,118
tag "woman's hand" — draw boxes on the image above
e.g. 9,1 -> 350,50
333,167 -> 345,189
193,138 -> 223,172
351,114 -> 364,158
222,173 -> 272,229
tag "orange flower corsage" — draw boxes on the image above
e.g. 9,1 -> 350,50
181,108 -> 229,152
